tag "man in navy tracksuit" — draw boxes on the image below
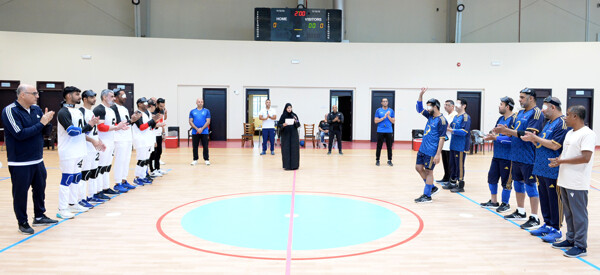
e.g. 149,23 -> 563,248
2,84 -> 58,234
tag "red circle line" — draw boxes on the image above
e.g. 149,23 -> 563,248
156,191 -> 424,261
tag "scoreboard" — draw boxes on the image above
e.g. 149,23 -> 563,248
255,8 -> 342,42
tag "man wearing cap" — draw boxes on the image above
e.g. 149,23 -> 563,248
414,87 -> 447,203
480,97 -> 516,213
111,88 -> 141,191
55,86 -> 101,219
444,98 -> 471,193
521,96 -> 570,242
495,88 -> 544,230
132,97 -> 162,185
93,89 -> 129,198
2,84 -> 57,234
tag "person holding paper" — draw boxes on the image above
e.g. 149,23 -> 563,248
278,103 -> 300,170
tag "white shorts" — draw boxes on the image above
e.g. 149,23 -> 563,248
60,157 -> 84,174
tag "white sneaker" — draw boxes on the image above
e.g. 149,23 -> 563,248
56,210 -> 75,219
205,160 -> 210,166
68,204 -> 89,213
190,160 -> 198,166
159,160 -> 166,165
158,169 -> 168,175
150,171 -> 162,177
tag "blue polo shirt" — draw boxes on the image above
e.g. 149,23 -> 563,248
375,107 -> 394,133
493,114 -> 516,161
532,116 -> 570,179
416,101 -> 447,157
510,107 -> 543,164
450,113 -> 471,152
189,108 -> 211,135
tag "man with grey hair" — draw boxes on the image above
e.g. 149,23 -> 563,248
327,105 -> 344,155
2,84 -> 58,234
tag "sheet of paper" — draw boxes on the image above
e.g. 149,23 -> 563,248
285,118 -> 294,125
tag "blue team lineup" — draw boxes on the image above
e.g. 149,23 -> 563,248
2,84 -> 596,259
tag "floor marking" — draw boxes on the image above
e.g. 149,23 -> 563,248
285,171 -> 297,275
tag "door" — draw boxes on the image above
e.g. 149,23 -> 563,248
330,90 -> 353,141
37,81 -> 65,128
108,83 -> 135,115
371,90 -> 395,142
530,88 -> 552,109
456,91 -> 482,131
0,80 -> 20,142
246,89 -> 269,125
203,88 -> 227,141
567,89 -> 594,129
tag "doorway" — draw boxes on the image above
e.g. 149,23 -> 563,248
371,90 -> 395,142
330,90 -> 353,141
203,88 -> 227,141
567,89 -> 594,129
108,83 -> 135,115
530,88 -> 552,109
37,81 -> 65,127
0,80 -> 20,142
246,89 -> 270,128
456,91 -> 482,131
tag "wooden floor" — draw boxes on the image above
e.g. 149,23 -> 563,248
1,142 -> 600,274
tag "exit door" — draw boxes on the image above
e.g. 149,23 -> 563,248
0,80 -> 20,142
37,81 -> 65,127
567,89 -> 594,129
203,88 -> 227,140
330,90 -> 353,141
456,91 -> 482,131
371,91 -> 395,142
108,83 -> 135,115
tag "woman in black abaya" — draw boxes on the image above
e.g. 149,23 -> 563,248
278,103 -> 300,170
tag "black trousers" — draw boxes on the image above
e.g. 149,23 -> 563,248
9,162 -> 48,224
440,150 -> 450,181
376,132 -> 393,161
328,129 -> 342,152
192,134 -> 209,161
149,135 -> 163,171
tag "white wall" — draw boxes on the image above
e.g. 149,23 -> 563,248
0,31 -> 599,144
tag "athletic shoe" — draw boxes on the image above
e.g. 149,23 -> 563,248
89,196 -> 106,203
541,228 -> 562,243
376,160 -> 380,166
480,200 -> 500,209
150,171 -> 163,177
56,210 -> 75,219
504,210 -> 527,221
68,204 -> 89,213
431,186 -> 440,196
205,160 -> 210,165
529,224 -> 551,236
496,203 -> 510,213
18,222 -> 34,235
113,184 -> 129,193
339,152 -> 343,155
451,180 -> 465,193
414,194 -> 432,203
552,240 -> 574,249
387,160 -> 393,167
443,181 -> 457,190
190,160 -> 198,166
271,151 -> 275,155
96,193 -> 111,200
32,215 -> 58,227
520,216 -> 541,230
103,188 -> 119,195
327,151 -> 331,155
260,151 -> 266,155
79,200 -> 94,209
122,181 -> 137,189
158,169 -> 168,175
133,178 -> 146,186
564,246 -> 587,258
159,160 -> 166,165
435,179 -> 449,184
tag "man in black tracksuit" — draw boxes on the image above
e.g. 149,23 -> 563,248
327,105 -> 344,155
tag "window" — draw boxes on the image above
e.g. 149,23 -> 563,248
253,95 -> 268,117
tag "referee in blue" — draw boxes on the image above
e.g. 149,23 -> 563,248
2,84 -> 58,234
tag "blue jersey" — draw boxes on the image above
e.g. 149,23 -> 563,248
189,108 -> 211,135
450,113 -> 471,152
375,107 -> 394,133
493,114 -> 516,160
510,107 -> 543,164
416,101 -> 447,157
532,116 -> 570,179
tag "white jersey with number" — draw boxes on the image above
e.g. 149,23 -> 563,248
113,104 -> 133,142
93,104 -> 117,146
80,106 -> 99,153
57,106 -> 87,160
132,109 -> 155,149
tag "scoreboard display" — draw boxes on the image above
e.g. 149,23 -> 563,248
255,8 -> 342,42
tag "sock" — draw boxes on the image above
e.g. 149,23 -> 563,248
424,184 -> 433,197
423,179 -> 427,183
489,183 -> 498,195
517,207 -> 526,215
501,189 -> 511,204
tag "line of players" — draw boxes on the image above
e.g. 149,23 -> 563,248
56,87 -> 167,219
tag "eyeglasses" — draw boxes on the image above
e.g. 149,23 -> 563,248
24,91 -> 39,96
543,96 -> 561,107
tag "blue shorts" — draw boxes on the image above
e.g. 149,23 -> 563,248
511,161 -> 536,184
488,158 -> 512,189
416,151 -> 435,170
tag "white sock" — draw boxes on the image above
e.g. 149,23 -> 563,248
517,207 -> 526,215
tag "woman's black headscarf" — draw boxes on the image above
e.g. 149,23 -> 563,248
278,103 -> 298,126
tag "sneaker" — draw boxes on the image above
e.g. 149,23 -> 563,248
387,160 -> 393,167
450,186 -> 465,193
327,151 -> 331,155
133,178 -> 146,186
113,184 -> 129,193
529,224 -> 551,236
496,203 -> 510,213
552,240 -> 574,249
96,193 -> 111,200
260,151 -> 266,155
103,188 -> 119,195
122,181 -> 137,189
339,152 -> 343,155
56,210 -> 75,219
18,222 -> 34,235
564,246 -> 587,258
68,204 -> 89,213
205,160 -> 210,165
150,171 -> 163,177
443,181 -> 457,190
520,216 -> 541,230
541,229 -> 562,243
79,200 -> 94,209
504,210 -> 527,221
376,160 -> 380,166
414,194 -> 432,203
431,186 -> 440,196
143,177 -> 154,184
435,179 -> 449,184
271,151 -> 275,155
159,160 -> 166,165
158,169 -> 168,175
190,160 -> 198,166
480,200 -> 500,209
89,196 -> 106,204
32,215 -> 58,227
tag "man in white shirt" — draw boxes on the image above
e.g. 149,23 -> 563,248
437,100 -> 457,186
549,105 -> 596,258
259,99 -> 277,155
111,88 -> 141,192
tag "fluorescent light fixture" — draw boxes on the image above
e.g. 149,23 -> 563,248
291,59 -> 300,64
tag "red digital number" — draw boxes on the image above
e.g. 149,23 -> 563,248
294,11 -> 306,16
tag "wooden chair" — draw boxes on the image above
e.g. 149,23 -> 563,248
187,128 -> 193,146
303,124 -> 316,148
242,123 -> 254,147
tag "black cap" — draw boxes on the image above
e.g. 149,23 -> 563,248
500,96 -> 515,107
82,90 -> 96,98
426,98 -> 440,109
543,96 -> 561,107
136,97 -> 148,105
520,87 -> 536,97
